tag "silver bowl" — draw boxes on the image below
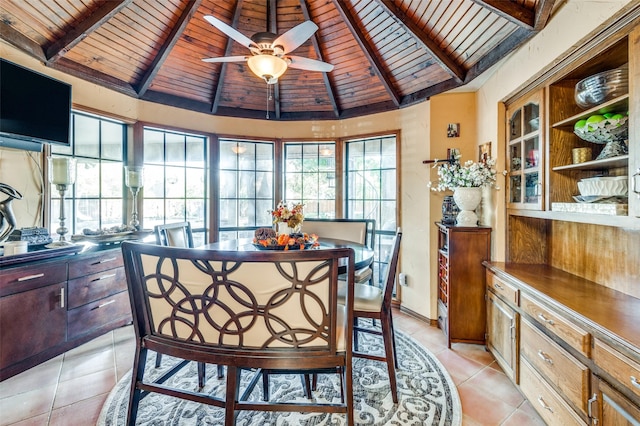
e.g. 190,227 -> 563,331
574,65 -> 628,108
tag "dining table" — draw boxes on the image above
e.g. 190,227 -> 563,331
197,237 -> 374,274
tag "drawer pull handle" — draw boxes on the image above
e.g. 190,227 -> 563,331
631,376 -> 640,389
92,300 -> 116,310
97,257 -> 117,264
92,273 -> 116,282
537,313 -> 555,326
17,273 -> 45,281
537,396 -> 554,413
60,287 -> 65,309
588,394 -> 599,424
537,350 -> 553,365
493,282 -> 504,290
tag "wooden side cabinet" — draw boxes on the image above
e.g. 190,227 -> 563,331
436,223 -> 491,348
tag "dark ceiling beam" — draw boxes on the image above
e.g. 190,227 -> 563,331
534,0 -> 557,31
268,0 -> 281,119
375,0 -> 465,83
45,0 -> 132,64
49,57 -> 138,97
333,0 -> 401,107
469,0 -> 534,30
0,22 -> 46,62
465,27 -> 534,83
211,0 -> 246,114
137,0 -> 202,96
299,0 -> 340,118
401,78 -> 461,106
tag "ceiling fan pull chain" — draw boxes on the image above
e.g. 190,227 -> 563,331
266,84 -> 271,119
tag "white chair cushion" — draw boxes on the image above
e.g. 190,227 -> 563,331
337,281 -> 383,313
338,266 -> 372,284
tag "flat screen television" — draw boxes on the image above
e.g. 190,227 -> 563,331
0,59 -> 72,151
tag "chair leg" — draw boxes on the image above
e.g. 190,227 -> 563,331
389,310 -> 399,369
217,364 -> 224,379
381,314 -> 398,403
154,352 -> 162,368
225,366 -> 241,426
353,317 -> 360,351
197,362 -> 206,389
126,347 -> 148,426
301,374 -> 312,399
262,370 -> 270,401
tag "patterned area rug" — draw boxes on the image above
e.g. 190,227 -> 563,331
98,329 -> 461,425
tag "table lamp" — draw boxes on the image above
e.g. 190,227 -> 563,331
47,157 -> 77,247
125,166 -> 144,229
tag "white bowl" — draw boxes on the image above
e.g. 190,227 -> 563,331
577,176 -> 628,196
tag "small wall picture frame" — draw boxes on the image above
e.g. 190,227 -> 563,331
447,123 -> 459,138
479,141 -> 491,163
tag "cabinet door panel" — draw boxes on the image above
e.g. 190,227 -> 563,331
0,285 -> 66,369
487,289 -> 518,382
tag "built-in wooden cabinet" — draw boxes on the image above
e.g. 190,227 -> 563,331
436,223 -> 490,348
506,90 -> 544,210
486,286 -> 518,382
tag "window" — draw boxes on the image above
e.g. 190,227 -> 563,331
50,112 -> 125,234
218,138 -> 274,241
345,134 -> 398,286
283,142 -> 336,218
142,127 -> 208,246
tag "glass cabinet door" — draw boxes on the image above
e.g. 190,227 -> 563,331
506,90 -> 543,210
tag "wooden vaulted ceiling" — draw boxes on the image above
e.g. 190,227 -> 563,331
1,0 -> 556,121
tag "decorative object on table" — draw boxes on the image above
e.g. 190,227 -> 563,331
0,182 -> 22,244
270,201 -> 305,235
429,157 -> 497,227
252,232 -> 318,250
576,176 -> 628,197
573,112 -> 628,160
572,147 -> 592,164
574,64 -> 628,109
71,224 -> 152,245
124,166 -> 144,230
441,195 -> 459,225
98,329 -> 462,426
7,227 -> 53,248
46,156 -> 77,247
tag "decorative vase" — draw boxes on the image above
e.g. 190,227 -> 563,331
277,222 -> 292,236
453,187 -> 482,227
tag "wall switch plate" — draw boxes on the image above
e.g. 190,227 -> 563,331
399,272 -> 407,286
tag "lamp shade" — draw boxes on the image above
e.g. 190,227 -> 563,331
247,55 -> 288,84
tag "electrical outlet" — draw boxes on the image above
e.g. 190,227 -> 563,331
399,272 -> 407,287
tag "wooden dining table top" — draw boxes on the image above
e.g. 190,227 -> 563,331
198,237 -> 374,272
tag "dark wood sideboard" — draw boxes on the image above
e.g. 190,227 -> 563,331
0,246 -> 132,380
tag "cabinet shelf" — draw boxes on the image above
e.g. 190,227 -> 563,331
507,208 -> 640,229
552,95 -> 629,129
552,155 -> 628,171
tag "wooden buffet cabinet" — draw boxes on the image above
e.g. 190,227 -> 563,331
436,223 -> 491,348
486,14 -> 640,425
0,247 -> 132,380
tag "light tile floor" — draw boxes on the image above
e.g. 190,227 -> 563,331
0,309 -> 546,425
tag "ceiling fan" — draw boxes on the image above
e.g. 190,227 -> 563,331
202,15 -> 334,85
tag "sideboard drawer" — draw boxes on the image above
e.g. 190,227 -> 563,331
67,291 -> 131,340
520,359 -> 587,426
521,318 -> 589,414
68,250 -> 123,279
521,294 -> 591,357
486,272 -> 519,306
67,267 -> 126,309
0,262 -> 66,295
594,339 -> 640,400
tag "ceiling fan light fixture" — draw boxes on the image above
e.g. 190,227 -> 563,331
247,55 -> 288,84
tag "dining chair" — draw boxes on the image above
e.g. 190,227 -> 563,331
153,221 -> 221,387
302,218 -> 376,285
338,227 -> 402,403
121,241 -> 355,426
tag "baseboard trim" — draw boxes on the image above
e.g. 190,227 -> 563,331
398,305 -> 437,327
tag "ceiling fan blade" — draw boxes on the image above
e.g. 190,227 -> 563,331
203,15 -> 256,49
202,56 -> 247,63
287,56 -> 334,72
272,21 -> 318,54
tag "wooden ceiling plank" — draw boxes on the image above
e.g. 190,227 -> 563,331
332,0 -> 400,107
211,0 -> 246,114
50,56 -> 137,97
0,21 -> 46,61
469,0 -> 535,30
300,0 -> 340,118
268,0 -> 281,119
375,0 -> 465,83
136,0 -> 203,96
45,0 -> 132,64
534,0 -> 557,31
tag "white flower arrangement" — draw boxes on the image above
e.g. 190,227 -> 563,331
429,158 -> 497,192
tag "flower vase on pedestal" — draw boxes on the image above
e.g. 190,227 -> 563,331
453,187 -> 482,227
